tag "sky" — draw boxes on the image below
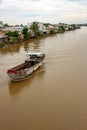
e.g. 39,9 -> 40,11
0,0 -> 87,25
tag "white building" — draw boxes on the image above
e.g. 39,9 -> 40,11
2,26 -> 23,34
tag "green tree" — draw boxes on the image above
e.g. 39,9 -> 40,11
30,22 -> 39,37
12,31 -> 19,37
5,31 -> 19,43
5,31 -> 19,37
71,24 -> 76,30
4,23 -> 10,27
20,24 -> 23,27
44,23 -> 49,27
22,28 -> 30,39
57,26 -> 65,33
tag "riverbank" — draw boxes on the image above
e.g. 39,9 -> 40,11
0,28 -> 77,50
0,22 -> 81,49
0,32 -> 64,50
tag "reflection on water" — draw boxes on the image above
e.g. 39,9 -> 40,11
0,34 -> 58,55
9,66 -> 45,96
23,40 -> 40,52
0,37 -> 46,54
0,43 -> 21,54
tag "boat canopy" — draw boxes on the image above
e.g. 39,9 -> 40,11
27,52 -> 45,57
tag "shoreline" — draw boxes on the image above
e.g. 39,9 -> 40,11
0,32 -> 65,51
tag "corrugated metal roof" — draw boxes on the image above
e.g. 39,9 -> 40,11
0,34 -> 8,39
0,31 -> 4,34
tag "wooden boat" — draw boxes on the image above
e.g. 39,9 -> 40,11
7,52 -> 45,81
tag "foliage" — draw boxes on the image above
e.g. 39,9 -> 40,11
30,22 -> 39,37
57,26 -> 65,33
71,24 -> 76,29
5,31 -> 19,44
4,23 -> 10,27
36,31 -> 41,36
59,26 -> 65,31
15,25 -> 19,27
5,31 -> 19,37
0,43 -> 5,48
22,28 -> 30,39
10,37 -> 17,43
20,24 -> 23,27
44,23 -> 49,27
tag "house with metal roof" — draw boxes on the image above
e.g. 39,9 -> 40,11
0,31 -> 9,44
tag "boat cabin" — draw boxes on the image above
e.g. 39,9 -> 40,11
27,52 -> 45,61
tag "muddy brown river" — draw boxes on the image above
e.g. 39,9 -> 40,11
0,27 -> 87,130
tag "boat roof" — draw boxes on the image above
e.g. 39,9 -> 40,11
27,52 -> 44,56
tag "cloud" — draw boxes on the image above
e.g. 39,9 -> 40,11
0,0 -> 87,24
0,0 -> 3,3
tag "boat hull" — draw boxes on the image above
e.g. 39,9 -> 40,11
7,62 -> 42,81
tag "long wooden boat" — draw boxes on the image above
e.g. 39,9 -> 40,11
7,52 -> 45,81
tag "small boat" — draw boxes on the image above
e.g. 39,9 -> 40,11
7,52 -> 45,81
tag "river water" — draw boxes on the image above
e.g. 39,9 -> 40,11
0,27 -> 87,130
